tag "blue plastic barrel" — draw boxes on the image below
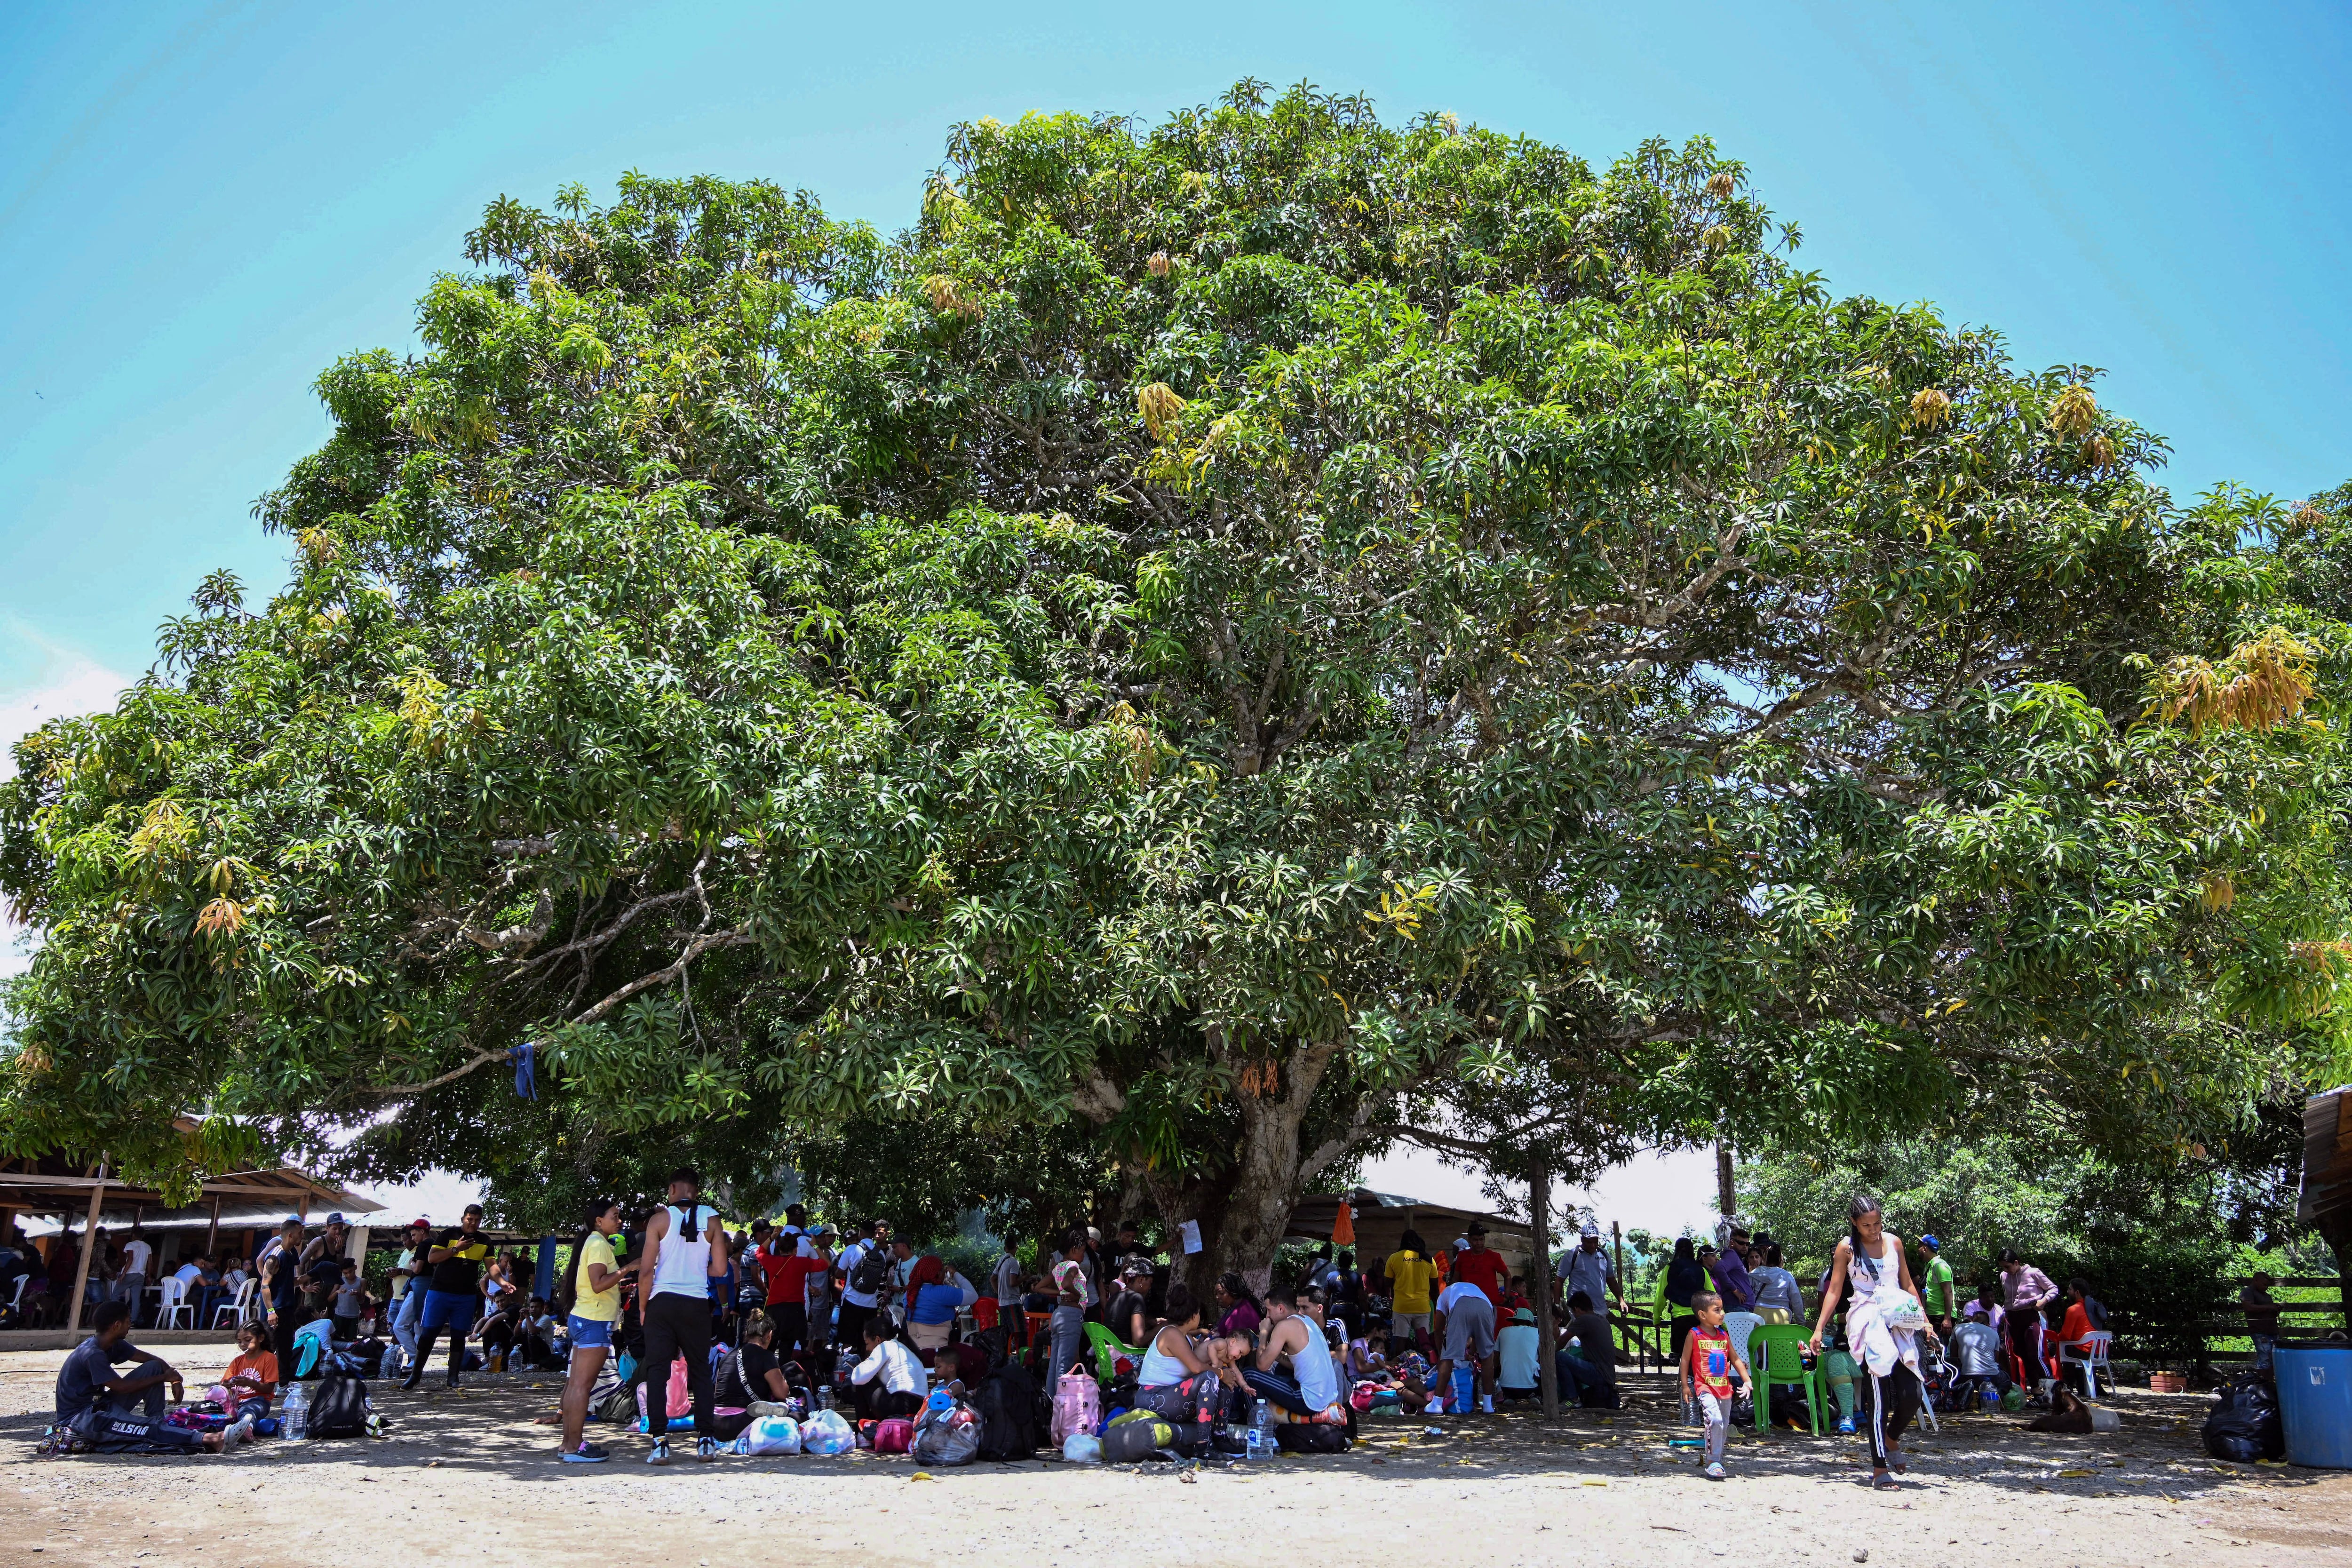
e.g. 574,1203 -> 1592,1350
2276,1347 -> 2352,1469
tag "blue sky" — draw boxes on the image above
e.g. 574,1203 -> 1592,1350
9,2 -> 2342,1228
4,1 -> 2348,695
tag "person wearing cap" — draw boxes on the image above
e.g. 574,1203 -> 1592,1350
403,1203 -> 492,1392
1556,1220 -> 1622,1321
1918,1235 -> 1956,1334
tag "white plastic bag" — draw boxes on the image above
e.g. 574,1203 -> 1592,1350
800,1409 -> 856,1457
1875,1287 -> 1929,1331
732,1416 -> 803,1456
1061,1432 -> 1103,1464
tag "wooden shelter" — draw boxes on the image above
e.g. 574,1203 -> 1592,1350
1286,1187 -> 1538,1274
0,1146 -> 377,1335
2299,1084 -> 2352,1325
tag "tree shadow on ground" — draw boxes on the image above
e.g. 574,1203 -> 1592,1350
1,1368 -> 2336,1512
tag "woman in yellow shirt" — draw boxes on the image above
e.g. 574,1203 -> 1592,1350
1384,1228 -> 1438,1355
557,1199 -> 634,1464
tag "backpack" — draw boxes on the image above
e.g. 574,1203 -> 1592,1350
974,1363 -> 1040,1462
1050,1367 -> 1100,1444
971,1323 -> 1010,1374
306,1371 -> 370,1439
1274,1421 -> 1350,1455
871,1417 -> 916,1455
1100,1416 -> 1174,1464
912,1400 -> 982,1466
849,1244 -> 891,1298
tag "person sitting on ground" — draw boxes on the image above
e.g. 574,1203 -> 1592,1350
1243,1287 -> 1343,1422
1133,1282 -> 1241,1430
713,1311 -> 796,1439
904,1253 -> 978,1355
1213,1272 -> 1263,1340
1558,1290 -> 1619,1409
52,1300 -> 251,1456
1432,1274 -> 1499,1414
848,1313 -> 928,1421
220,1321 -> 279,1410
1496,1306 -> 1543,1400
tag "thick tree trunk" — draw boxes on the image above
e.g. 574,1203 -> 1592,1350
1133,1036 -> 1357,1300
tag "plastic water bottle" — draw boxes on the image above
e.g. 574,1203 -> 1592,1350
1246,1398 -> 1277,1458
283,1382 -> 310,1441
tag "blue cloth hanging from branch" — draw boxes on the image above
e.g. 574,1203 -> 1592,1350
511,1039 -> 537,1100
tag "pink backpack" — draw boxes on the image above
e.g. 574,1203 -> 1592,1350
872,1417 -> 916,1455
636,1359 -> 691,1431
1051,1368 -> 1100,1444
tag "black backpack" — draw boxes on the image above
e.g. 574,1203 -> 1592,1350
971,1323 -> 1010,1374
307,1371 -> 370,1439
1274,1422 -> 1350,1454
974,1362 -> 1039,1462
849,1244 -> 891,1298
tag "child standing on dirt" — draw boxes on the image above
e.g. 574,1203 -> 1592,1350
1680,1290 -> 1748,1481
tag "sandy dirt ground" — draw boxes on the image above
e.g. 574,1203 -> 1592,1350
0,1346 -> 2346,1568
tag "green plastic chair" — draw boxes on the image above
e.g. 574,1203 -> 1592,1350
1748,1324 -> 1823,1435
1085,1321 -> 1143,1383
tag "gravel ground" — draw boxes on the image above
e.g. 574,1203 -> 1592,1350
1,1347 -> 2345,1568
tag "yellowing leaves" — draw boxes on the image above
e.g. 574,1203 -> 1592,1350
2146,628 -> 2315,735
1907,388 -> 1952,430
2048,383 -> 2099,441
194,897 -> 245,938
1366,880 -> 1440,941
1137,381 -> 1185,440
2197,871 -> 2235,913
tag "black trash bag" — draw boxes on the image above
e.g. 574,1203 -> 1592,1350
1273,1421 -> 1350,1454
2200,1377 -> 2284,1463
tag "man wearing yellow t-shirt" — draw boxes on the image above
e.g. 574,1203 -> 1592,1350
1384,1228 -> 1438,1354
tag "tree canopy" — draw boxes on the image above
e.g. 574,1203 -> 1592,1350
3,83 -> 2346,1277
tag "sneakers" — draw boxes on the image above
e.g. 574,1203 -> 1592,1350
1479,1394 -> 1495,1414
647,1438 -> 671,1465
696,1436 -> 720,1463
562,1441 -> 611,1464
1703,1461 -> 1726,1481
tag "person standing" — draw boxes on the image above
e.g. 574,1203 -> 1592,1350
1997,1248 -> 2058,1387
802,1227 -> 838,1355
831,1220 -> 887,1357
1680,1290 -> 1749,1481
115,1226 -> 153,1321
1432,1275 -> 1499,1414
993,1237 -> 1026,1345
1918,1235 -> 1957,1333
761,1226 -> 820,1355
637,1168 -> 728,1464
1556,1222 -> 1622,1320
259,1218 -> 309,1383
1450,1224 -> 1510,1310
556,1198 -> 632,1464
1810,1195 -> 1939,1491
402,1204 -> 491,1391
1047,1232 -> 1091,1380
1383,1230 -> 1438,1355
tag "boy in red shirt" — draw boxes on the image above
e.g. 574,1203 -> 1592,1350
1679,1290 -> 1749,1481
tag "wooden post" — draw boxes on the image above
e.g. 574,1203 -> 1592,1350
65,1177 -> 104,1336
203,1195 -> 222,1259
1716,1138 -> 1736,1219
1530,1157 -> 1559,1419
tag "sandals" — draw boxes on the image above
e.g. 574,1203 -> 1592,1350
1869,1470 -> 1903,1490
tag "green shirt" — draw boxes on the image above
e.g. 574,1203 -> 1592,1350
1923,1256 -> 1955,1317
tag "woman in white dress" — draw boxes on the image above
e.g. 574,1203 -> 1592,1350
1806,1194 -> 1940,1489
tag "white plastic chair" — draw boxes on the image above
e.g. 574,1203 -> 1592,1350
2059,1329 -> 2114,1398
153,1275 -> 196,1329
213,1277 -> 257,1329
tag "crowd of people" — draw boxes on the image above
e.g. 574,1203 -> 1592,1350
38,1181 -> 2141,1487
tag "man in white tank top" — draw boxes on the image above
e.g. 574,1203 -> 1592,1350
638,1167 -> 728,1464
